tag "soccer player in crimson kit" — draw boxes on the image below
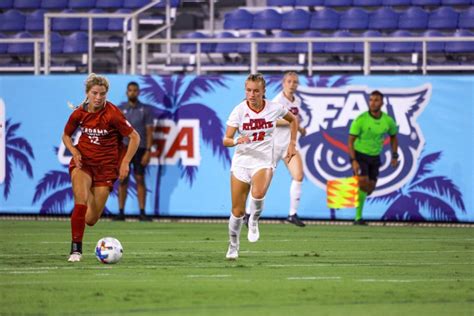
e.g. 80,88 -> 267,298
62,74 -> 140,262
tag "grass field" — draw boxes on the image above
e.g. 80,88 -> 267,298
0,220 -> 473,316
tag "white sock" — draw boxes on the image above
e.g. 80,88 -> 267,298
249,194 -> 264,220
228,214 -> 243,246
289,180 -> 302,216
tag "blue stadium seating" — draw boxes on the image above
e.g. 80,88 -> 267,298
63,31 -> 88,53
353,0 -> 382,5
52,9 -> 82,31
325,30 -> 354,53
266,31 -> 295,53
441,0 -> 470,3
398,7 -> 429,29
0,33 -> 8,54
25,9 -> 46,32
339,8 -> 369,30
445,29 -> 474,53
8,31 -> 34,54
412,0 -> 441,5
107,8 -> 132,31
95,0 -> 123,9
384,30 -> 416,53
43,32 -> 64,53
0,0 -> 13,9
252,9 -> 282,30
14,0 -> 41,9
267,0 -> 296,5
295,0 -> 324,5
238,32 -> 267,53
123,0 -> 149,9
458,7 -> 474,29
80,9 -> 108,31
353,30 -> 384,53
154,0 -> 180,8
310,8 -> 340,30
369,7 -> 399,30
0,10 -> 26,32
214,31 -> 238,53
415,30 -> 445,53
294,30 -> 325,53
428,6 -> 459,29
179,31 -> 214,53
41,0 -> 68,9
224,9 -> 253,30
68,0 -> 96,9
281,9 -> 311,30
324,0 -> 353,6
382,0 -> 410,5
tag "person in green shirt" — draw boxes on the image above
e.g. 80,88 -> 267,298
348,90 -> 399,225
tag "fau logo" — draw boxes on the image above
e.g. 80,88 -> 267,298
297,84 -> 431,197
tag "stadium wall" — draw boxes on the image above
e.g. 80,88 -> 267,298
0,74 -> 472,222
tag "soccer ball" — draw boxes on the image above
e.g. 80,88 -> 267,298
95,237 -> 123,264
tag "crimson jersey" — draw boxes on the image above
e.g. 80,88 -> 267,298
64,101 -> 134,167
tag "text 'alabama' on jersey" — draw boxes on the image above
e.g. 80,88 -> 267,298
272,91 -> 302,151
227,100 -> 288,169
64,101 -> 134,167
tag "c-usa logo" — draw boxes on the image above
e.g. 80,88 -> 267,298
298,84 -> 431,197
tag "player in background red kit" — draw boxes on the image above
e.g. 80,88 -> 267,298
62,73 -> 140,262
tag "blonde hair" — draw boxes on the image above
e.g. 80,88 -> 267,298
85,73 -> 109,93
245,73 -> 266,90
283,71 -> 298,81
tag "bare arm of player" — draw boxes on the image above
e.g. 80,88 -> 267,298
62,133 -> 82,169
282,111 -> 297,163
141,125 -> 154,166
348,135 -> 360,176
390,134 -> 399,168
223,126 -> 250,147
119,129 -> 140,180
276,118 -> 306,136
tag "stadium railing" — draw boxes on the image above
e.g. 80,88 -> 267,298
0,37 -> 43,74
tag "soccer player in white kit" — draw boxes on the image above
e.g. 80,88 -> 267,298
272,72 -> 307,227
223,74 -> 298,260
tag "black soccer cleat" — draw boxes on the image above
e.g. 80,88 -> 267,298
353,219 -> 368,226
287,214 -> 306,227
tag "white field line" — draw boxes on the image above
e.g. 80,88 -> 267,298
287,276 -> 341,280
186,274 -> 231,278
357,278 -> 474,283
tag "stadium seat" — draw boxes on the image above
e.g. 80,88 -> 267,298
295,30 -> 325,53
0,0 -> 13,9
63,31 -> 88,53
458,7 -> 474,29
369,7 -> 399,30
107,8 -> 132,31
353,0 -> 382,5
14,0 -> 41,9
309,8 -> 340,30
123,0 -> 148,9
384,30 -> 416,53
381,0 -> 410,5
214,31 -> 238,53
224,9 -> 253,30
267,0 -> 296,5
441,0 -> 470,3
339,8 -> 369,30
353,30 -> 384,53
428,7 -> 459,29
96,0 -> 123,9
445,29 -> 474,53
0,33 -> 8,54
68,0 -> 96,9
238,32 -> 267,53
80,9 -> 108,31
325,30 -> 354,53
154,0 -> 180,7
281,9 -> 311,30
25,9 -> 46,32
411,0 -> 441,4
0,10 -> 26,32
324,0 -> 352,6
398,7 -> 429,30
252,9 -> 282,30
41,0 -> 68,9
179,31 -> 214,53
415,30 -> 445,53
266,31 -> 295,53
7,31 -> 34,54
295,0 -> 324,5
42,32 -> 64,53
52,9 -> 82,31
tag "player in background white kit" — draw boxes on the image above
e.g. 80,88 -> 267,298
223,74 -> 298,260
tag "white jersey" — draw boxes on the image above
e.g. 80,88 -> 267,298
272,92 -> 302,150
227,99 -> 288,169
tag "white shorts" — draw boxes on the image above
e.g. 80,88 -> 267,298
274,146 -> 288,164
231,166 -> 273,184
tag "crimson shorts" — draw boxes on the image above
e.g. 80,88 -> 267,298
69,160 -> 118,189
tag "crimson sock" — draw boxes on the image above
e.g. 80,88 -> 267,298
71,204 -> 87,243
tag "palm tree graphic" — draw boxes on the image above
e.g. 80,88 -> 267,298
139,75 -> 231,214
375,152 -> 466,222
3,119 -> 35,199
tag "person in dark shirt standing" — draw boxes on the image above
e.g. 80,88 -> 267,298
116,81 -> 154,221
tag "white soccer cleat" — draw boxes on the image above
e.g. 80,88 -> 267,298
68,252 -> 82,262
247,216 -> 260,243
226,243 -> 239,260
